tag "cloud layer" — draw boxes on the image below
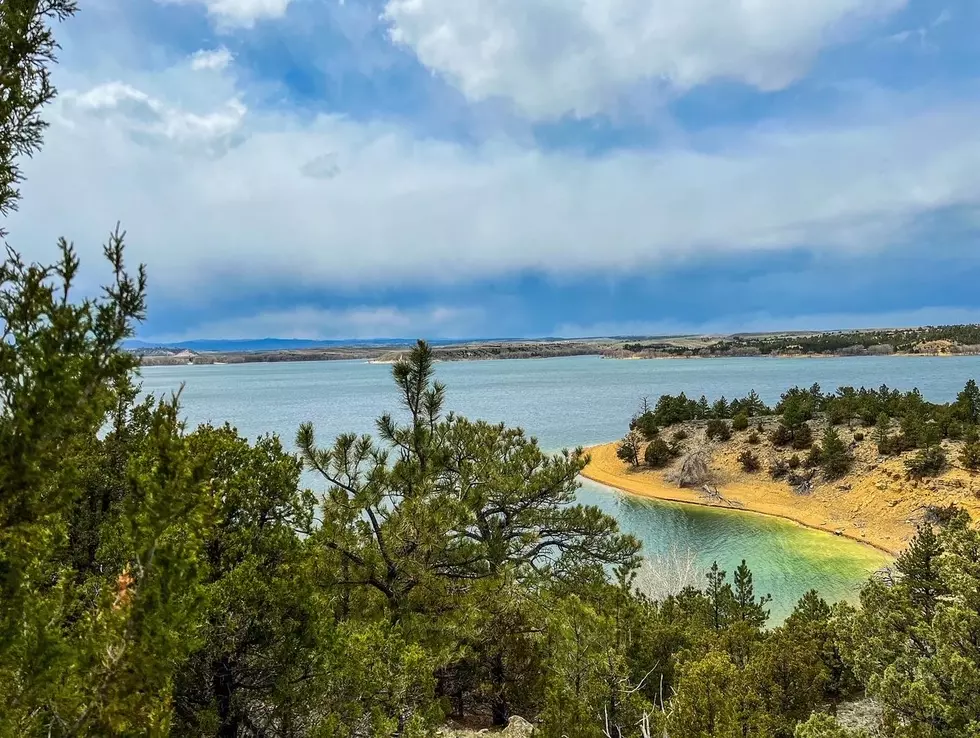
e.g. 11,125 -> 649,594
5,0 -> 979,340
16,68 -> 980,299
385,0 -> 906,118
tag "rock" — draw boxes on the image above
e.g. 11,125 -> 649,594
837,483 -> 852,491
834,529 -> 844,536
502,716 -> 535,737
876,482 -> 888,491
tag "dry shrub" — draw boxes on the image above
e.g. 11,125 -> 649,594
667,444 -> 712,489
633,545 -> 700,601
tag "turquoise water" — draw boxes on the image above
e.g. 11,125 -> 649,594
140,354 -> 980,620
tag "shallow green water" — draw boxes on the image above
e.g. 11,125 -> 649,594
139,354 -> 977,620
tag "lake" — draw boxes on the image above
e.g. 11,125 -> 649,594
140,353 -> 980,621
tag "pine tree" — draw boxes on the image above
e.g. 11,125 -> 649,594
706,562 -> 736,631
819,427 -> 852,480
956,379 -> 980,425
874,412 -> 892,454
733,560 -> 771,629
895,523 -> 947,621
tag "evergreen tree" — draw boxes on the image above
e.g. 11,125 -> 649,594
705,562 -> 736,631
955,379 -> 980,424
873,413 -> 892,454
819,427 -> 851,480
733,560 -> 771,628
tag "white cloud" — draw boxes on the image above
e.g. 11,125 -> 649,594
190,47 -> 234,71
383,0 -> 906,119
159,0 -> 292,28
63,81 -> 246,153
155,305 -> 485,341
10,66 -> 980,305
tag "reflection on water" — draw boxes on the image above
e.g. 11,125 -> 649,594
578,479 -> 889,622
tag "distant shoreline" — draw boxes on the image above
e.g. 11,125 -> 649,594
134,326 -> 980,367
139,347 -> 980,368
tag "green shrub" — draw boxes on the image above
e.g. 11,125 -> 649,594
787,454 -> 801,470
804,445 -> 823,469
757,422 -> 766,433
616,432 -> 642,467
630,411 -> 660,441
966,425 -> 980,444
706,419 -> 732,442
644,437 -> 674,469
747,431 -> 761,445
770,424 -> 793,447
672,429 -> 689,442
770,460 -> 790,480
739,450 -> 760,473
960,442 -> 980,472
792,422 -> 814,450
905,446 -> 947,479
853,432 -> 865,442
732,413 -> 749,432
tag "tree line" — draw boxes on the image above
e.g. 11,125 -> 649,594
621,380 -> 980,481
623,325 -> 980,357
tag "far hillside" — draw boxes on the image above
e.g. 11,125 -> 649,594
608,324 -> 980,359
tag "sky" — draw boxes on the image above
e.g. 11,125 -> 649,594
7,0 -> 980,341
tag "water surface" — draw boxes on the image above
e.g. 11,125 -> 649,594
141,355 -> 980,619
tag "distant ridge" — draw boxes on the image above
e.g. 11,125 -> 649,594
124,337 -> 564,353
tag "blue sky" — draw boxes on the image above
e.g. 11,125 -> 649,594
8,0 -> 980,340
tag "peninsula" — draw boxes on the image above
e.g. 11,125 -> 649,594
584,382 -> 980,555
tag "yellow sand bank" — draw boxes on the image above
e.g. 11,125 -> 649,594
583,439 -> 980,557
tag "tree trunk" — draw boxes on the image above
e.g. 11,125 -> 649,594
490,652 -> 509,727
213,655 -> 238,738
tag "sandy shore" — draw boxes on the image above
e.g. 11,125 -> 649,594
582,440 -> 980,557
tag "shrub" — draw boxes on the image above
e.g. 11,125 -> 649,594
853,432 -> 865,442
792,422 -> 814,450
804,445 -> 823,469
966,425 -> 980,444
739,450 -> 760,473
960,442 -> 980,472
732,413 -> 749,432
630,411 -> 660,441
706,419 -> 732,442
770,460 -> 790,480
617,431 -> 642,467
672,429 -> 689,442
770,424 -> 793,447
747,431 -> 761,445
905,446 -> 947,479
828,406 -> 848,426
787,454 -> 801,470
757,422 -> 766,433
644,437 -> 674,469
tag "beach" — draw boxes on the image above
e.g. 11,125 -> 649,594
582,438 -> 980,557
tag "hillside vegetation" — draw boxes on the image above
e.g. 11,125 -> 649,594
613,326 -> 980,358
595,383 -> 980,552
